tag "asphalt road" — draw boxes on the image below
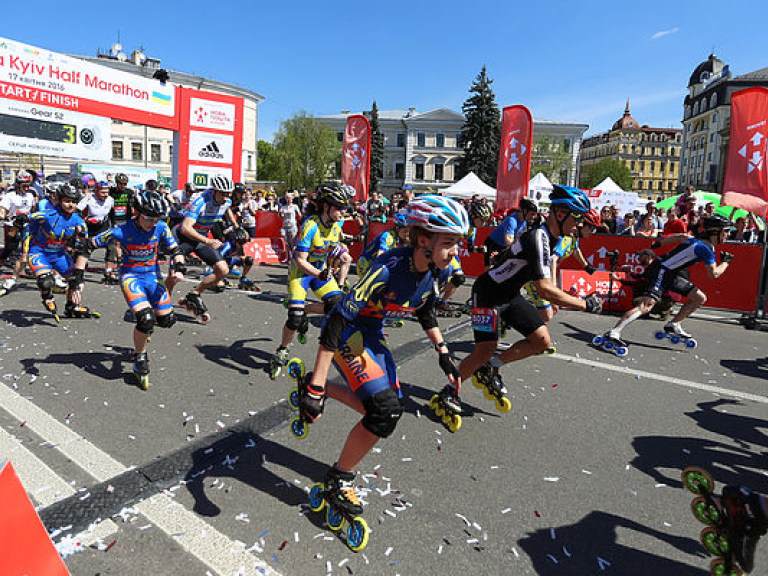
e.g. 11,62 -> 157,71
1,260 -> 767,576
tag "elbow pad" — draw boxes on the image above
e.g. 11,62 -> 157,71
415,303 -> 439,331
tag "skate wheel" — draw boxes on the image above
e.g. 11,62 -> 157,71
326,506 -> 344,531
654,330 -> 666,340
290,416 -> 308,439
435,405 -> 445,418
615,347 -> 628,357
448,415 -> 462,433
429,395 -> 439,410
709,557 -> 743,576
471,374 -> 484,389
286,358 -> 305,381
483,388 -> 495,402
201,313 -> 211,323
346,516 -> 369,552
288,388 -> 300,411
308,483 -> 325,512
297,333 -> 307,345
681,467 -> 715,495
496,397 -> 512,413
700,526 -> 730,556
691,496 -> 721,525
137,374 -> 149,391
591,335 -> 604,346
602,340 -> 614,351
91,312 -> 101,318
686,338 -> 698,349
544,346 -> 556,355
670,335 -> 681,344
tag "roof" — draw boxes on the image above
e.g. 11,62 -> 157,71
611,100 -> 640,131
688,53 -> 726,87
734,66 -> 768,82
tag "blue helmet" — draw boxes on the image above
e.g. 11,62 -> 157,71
549,185 -> 590,213
394,211 -> 407,227
405,195 -> 469,235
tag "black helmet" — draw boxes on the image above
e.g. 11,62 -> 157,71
15,172 -> 33,185
519,196 -> 539,214
225,227 -> 249,246
234,182 -> 247,194
700,214 -> 731,234
133,190 -> 169,218
184,182 -> 194,193
315,184 -> 349,208
469,201 -> 492,221
56,184 -> 82,202
144,179 -> 158,191
115,173 -> 129,185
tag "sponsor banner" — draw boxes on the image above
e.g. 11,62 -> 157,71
561,270 -> 634,311
341,115 -> 371,203
723,87 -> 768,218
0,99 -> 110,161
496,105 -> 533,213
186,164 -> 233,190
584,189 -> 644,215
189,97 -> 235,131
0,461 -> 70,576
243,237 -> 286,264
0,36 -> 176,129
188,131 -> 234,164
75,164 -> 158,189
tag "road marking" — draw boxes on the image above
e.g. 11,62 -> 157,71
551,352 -> 768,404
0,384 -> 282,576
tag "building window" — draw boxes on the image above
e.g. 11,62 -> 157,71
417,133 -> 425,147
247,154 -> 253,171
640,161 -> 645,172
630,160 -> 635,170
397,133 -> 405,148
395,163 -> 405,180
151,144 -> 161,163
455,133 -> 462,148
169,145 -> 173,159
131,142 -> 143,161
336,132 -> 344,143
112,141 -> 123,160
658,181 -> 663,191
434,163 -> 444,181
415,163 -> 425,180
436,133 -> 445,148
650,161 -> 655,173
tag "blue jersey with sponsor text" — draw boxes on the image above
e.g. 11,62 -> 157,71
27,208 -> 87,254
92,219 -> 177,275
183,189 -> 231,233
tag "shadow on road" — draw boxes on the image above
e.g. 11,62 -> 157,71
517,510 -> 707,575
195,337 -> 273,375
0,308 -> 59,328
721,356 -> 768,379
19,344 -> 134,382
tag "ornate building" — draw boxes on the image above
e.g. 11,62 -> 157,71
579,101 -> 682,199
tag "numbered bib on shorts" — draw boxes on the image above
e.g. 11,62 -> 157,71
471,307 -> 498,333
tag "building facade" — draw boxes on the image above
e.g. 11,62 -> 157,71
579,101 -> 682,199
317,108 -> 587,196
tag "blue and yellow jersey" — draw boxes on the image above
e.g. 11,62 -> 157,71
27,208 -> 87,253
183,190 -> 231,233
465,226 -> 477,246
92,219 -> 177,275
291,214 -> 344,272
553,235 -> 579,261
357,229 -> 400,277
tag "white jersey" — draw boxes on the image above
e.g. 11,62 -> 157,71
1,191 -> 36,220
169,189 -> 195,219
77,194 -> 114,224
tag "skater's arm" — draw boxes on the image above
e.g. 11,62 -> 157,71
294,250 -> 325,278
651,234 -> 688,248
533,278 -> 589,311
308,344 -> 335,390
180,217 -> 215,246
705,261 -> 729,279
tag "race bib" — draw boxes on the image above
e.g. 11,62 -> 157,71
471,307 -> 498,333
114,206 -> 127,217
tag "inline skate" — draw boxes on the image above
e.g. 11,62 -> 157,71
307,467 -> 369,552
178,292 -> 210,322
471,363 -> 512,412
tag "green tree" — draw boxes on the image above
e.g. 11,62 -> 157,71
256,140 -> 279,181
457,66 -> 501,186
272,112 -> 341,190
580,158 -> 633,191
531,135 -> 572,185
365,101 -> 385,193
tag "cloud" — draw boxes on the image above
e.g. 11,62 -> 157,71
651,27 -> 679,40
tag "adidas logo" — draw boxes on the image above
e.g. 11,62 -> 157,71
198,141 -> 224,159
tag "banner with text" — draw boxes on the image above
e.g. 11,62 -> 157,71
496,105 -> 533,213
723,87 -> 768,217
341,115 -> 371,203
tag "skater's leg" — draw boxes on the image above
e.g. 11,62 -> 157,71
670,288 -> 705,324
498,325 -> 551,363
610,297 -> 655,336
336,422 -> 380,472
195,260 -> 228,294
132,305 -> 154,353
326,381 -> 366,415
457,340 -> 497,382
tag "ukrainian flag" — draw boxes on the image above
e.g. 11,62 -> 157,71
152,91 -> 172,105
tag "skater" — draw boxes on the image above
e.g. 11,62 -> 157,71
173,175 -> 242,321
600,215 -> 733,350
26,184 -> 96,322
86,190 -> 186,389
483,196 -> 539,267
268,184 -> 348,378
296,195 -> 466,533
0,172 -> 37,296
355,211 -> 409,278
77,181 -> 117,284
436,186 -> 602,417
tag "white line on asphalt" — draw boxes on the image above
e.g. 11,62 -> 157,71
550,352 -> 768,404
0,384 -> 282,576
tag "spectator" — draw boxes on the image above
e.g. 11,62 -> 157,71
620,214 -> 637,236
254,189 -> 266,210
638,201 -> 662,231
686,210 -> 700,235
240,190 -> 258,238
704,202 -> 716,217
601,206 -> 617,234
279,192 -> 302,260
675,185 -> 696,214
663,208 -> 688,236
636,215 -> 658,238
397,184 -> 414,210
728,216 -> 757,243
263,191 -> 279,212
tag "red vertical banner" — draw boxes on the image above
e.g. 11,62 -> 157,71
341,115 -> 371,203
496,105 -> 533,213
722,87 -> 768,217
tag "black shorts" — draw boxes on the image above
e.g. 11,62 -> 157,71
482,237 -> 505,267
471,279 -> 544,342
177,233 -> 225,266
643,261 -> 695,301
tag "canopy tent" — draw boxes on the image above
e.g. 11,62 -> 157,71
528,172 -> 554,202
441,172 -> 496,200
594,177 -> 625,192
656,190 -> 765,229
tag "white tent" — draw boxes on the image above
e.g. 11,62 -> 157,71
587,176 -> 640,216
529,172 -> 553,201
594,177 -> 624,192
441,172 -> 496,200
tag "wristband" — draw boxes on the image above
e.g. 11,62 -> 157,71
434,341 -> 446,352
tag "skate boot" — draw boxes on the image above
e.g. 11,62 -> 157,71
178,292 -> 210,322
297,315 -> 310,345
132,352 -> 150,390
64,301 -> 101,319
429,385 -> 463,432
42,296 -> 60,323
472,363 -> 511,412
306,467 -> 370,551
238,277 -> 261,292
655,322 -> 697,349
436,301 -> 462,318
0,277 -> 16,298
591,331 -> 628,357
102,269 -> 120,285
268,347 -> 289,380
52,274 -> 68,294
383,316 -> 404,328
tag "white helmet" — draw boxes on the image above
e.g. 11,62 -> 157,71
405,195 -> 469,235
210,175 -> 235,193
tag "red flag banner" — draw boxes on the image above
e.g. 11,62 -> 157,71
496,105 -> 533,213
341,115 -> 371,203
722,87 -> 768,217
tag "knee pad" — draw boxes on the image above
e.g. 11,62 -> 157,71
362,388 -> 403,439
451,273 -> 466,288
156,311 -> 176,329
242,256 -> 254,267
105,242 -> 118,263
135,308 -> 156,334
323,294 -> 343,314
285,308 -> 306,331
37,273 -> 55,294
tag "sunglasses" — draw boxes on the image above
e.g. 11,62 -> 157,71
569,212 -> 584,220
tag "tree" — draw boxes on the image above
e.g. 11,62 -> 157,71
256,140 -> 279,182
272,112 -> 341,190
580,158 -> 633,191
365,101 -> 385,193
531,135 -> 573,185
457,66 -> 501,186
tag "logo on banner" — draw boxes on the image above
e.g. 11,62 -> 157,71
345,142 -> 366,171
737,121 -> 767,174
193,173 -> 208,187
198,141 -> 224,160
503,131 -> 527,172
189,98 -> 235,131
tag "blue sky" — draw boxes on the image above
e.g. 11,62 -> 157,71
4,1 -> 768,141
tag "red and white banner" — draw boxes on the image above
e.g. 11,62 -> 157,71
244,238 -> 287,264
560,270 -> 634,312
496,105 -> 533,213
722,87 -> 768,217
341,115 -> 371,203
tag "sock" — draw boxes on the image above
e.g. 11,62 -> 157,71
489,354 -> 504,369
612,310 -> 642,336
